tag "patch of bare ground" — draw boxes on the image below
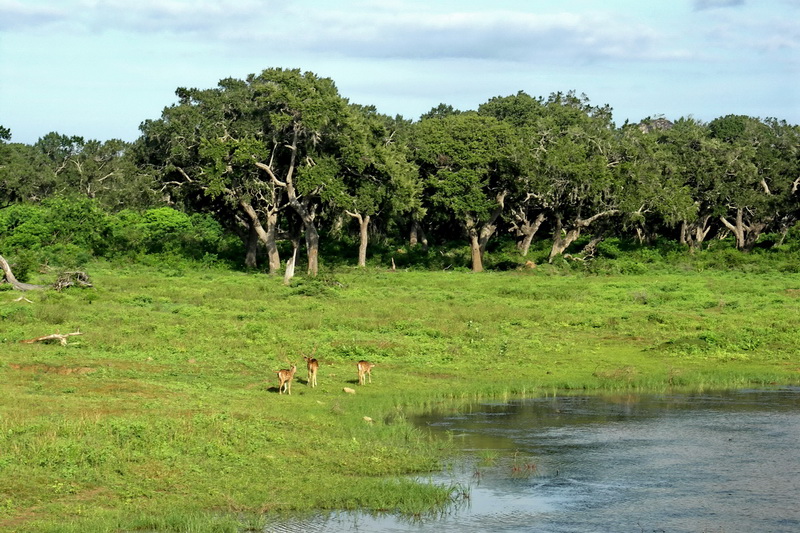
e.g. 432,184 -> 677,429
7,363 -> 95,375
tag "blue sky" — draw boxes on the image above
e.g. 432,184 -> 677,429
1,0 -> 798,144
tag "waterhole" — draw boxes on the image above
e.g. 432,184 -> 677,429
269,388 -> 800,532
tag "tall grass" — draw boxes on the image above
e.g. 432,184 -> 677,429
1,260 -> 798,531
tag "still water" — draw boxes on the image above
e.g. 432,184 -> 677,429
271,388 -> 800,532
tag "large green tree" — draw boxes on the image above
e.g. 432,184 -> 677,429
412,112 -> 518,272
332,105 -> 421,267
479,92 -> 548,255
138,68 -> 351,276
615,119 -> 695,244
709,115 -> 799,250
652,118 -> 719,250
520,92 -> 624,261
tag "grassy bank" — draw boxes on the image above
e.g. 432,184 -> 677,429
1,261 -> 799,531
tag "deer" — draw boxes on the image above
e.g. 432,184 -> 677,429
276,363 -> 297,395
357,360 -> 375,385
303,348 -> 319,388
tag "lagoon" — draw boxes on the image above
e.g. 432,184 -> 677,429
276,388 -> 800,532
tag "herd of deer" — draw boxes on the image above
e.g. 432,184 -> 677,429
275,348 -> 375,395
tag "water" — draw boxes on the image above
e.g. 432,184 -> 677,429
269,388 -> 800,532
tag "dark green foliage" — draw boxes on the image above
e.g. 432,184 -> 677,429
0,199 -> 239,270
2,73 -> 798,273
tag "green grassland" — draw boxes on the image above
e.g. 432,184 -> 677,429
1,261 -> 799,531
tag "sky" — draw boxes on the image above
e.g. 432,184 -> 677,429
1,0 -> 798,145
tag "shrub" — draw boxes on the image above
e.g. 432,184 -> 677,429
44,196 -> 112,254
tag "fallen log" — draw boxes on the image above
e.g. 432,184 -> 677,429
20,331 -> 83,346
0,254 -> 48,291
1,255 -> 93,291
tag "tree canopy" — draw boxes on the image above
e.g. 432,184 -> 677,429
2,68 -> 799,274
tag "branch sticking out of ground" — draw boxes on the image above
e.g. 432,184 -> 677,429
20,331 -> 83,346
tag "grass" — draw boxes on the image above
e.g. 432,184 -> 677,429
1,260 -> 799,531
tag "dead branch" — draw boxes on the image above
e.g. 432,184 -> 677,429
0,254 -> 48,291
53,271 -> 93,291
20,331 -> 83,346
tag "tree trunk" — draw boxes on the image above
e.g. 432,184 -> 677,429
548,209 -> 617,262
252,127 -> 320,277
720,209 -> 746,250
264,209 -> 281,274
469,231 -> 483,272
719,209 -> 767,252
681,218 -> 709,253
516,212 -> 546,256
345,211 -> 370,267
409,220 -> 419,247
409,219 -> 428,251
358,215 -> 370,267
244,222 -> 259,268
463,190 -> 507,272
0,255 -> 47,291
283,246 -> 298,285
304,223 -> 319,276
549,215 -> 581,262
239,199 -> 281,275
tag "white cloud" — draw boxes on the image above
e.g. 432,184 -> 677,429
1,2 -> 690,64
1,0 -> 797,143
693,0 -> 746,10
223,8 -> 692,65
0,0 -> 66,29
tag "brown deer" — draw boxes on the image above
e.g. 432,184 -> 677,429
357,360 -> 375,385
276,364 -> 297,395
304,355 -> 319,388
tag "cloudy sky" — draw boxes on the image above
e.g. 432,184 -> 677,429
1,0 -> 798,144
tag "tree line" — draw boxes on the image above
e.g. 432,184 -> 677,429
2,68 -> 799,274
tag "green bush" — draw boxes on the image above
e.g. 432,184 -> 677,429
43,196 -> 112,255
140,207 -> 193,254
0,203 -> 50,251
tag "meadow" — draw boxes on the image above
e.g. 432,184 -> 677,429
1,260 -> 799,532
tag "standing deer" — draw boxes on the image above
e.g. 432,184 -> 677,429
276,364 -> 297,395
304,355 -> 319,388
357,360 -> 375,385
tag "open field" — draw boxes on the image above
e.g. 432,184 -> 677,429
1,262 -> 799,531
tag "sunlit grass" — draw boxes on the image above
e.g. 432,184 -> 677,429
0,261 -> 798,531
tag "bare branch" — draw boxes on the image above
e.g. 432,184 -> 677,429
253,159 -> 287,188
175,167 -> 194,182
576,209 -> 618,228
20,331 -> 83,346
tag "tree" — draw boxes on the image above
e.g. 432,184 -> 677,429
709,115 -> 794,250
479,91 -> 548,255
615,119 -> 695,244
137,77 -> 285,272
412,112 -> 518,272
243,68 -> 350,276
521,92 -> 623,261
139,68 -> 351,276
653,118 -> 718,250
759,119 -> 800,244
332,105 -> 421,267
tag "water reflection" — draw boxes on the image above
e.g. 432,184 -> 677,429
268,388 -> 800,533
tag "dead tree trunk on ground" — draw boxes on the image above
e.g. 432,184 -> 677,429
0,255 -> 48,291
